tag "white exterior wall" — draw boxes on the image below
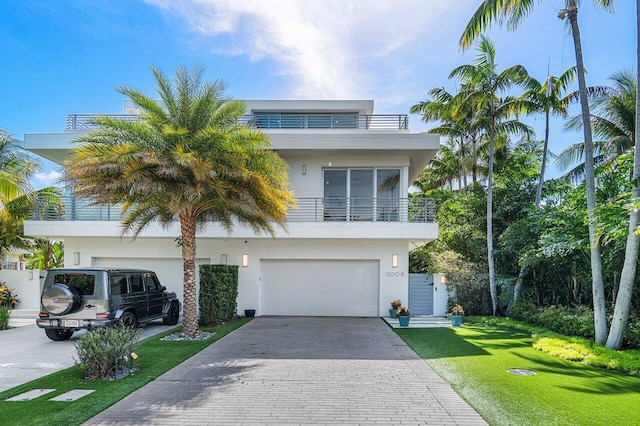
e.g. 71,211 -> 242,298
63,236 -> 410,317
432,273 -> 449,317
0,270 -> 43,310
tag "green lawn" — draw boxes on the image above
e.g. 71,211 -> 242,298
396,325 -> 640,426
0,318 -> 250,426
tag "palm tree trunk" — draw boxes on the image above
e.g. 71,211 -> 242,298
472,138 -> 478,183
487,114 -> 498,315
535,108 -> 551,207
180,213 -> 201,338
568,3 -> 607,344
606,1 -> 640,350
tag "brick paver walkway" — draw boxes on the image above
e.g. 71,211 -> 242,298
85,317 -> 487,425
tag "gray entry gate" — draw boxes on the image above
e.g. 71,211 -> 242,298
408,273 -> 434,315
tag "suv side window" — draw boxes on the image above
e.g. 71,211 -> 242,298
110,275 -> 128,295
130,274 -> 144,293
143,273 -> 161,292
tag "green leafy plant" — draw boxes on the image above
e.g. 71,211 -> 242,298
0,306 -> 9,330
199,264 -> 239,326
0,282 -> 19,308
75,326 -> 141,380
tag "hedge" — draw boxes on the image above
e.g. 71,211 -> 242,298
198,264 -> 239,326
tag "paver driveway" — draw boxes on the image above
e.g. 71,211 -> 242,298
85,317 -> 487,425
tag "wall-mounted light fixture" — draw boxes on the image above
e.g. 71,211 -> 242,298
391,254 -> 398,268
220,254 -> 228,265
441,275 -> 446,284
242,254 -> 249,267
302,164 -> 307,175
28,270 -> 33,280
73,252 -> 80,265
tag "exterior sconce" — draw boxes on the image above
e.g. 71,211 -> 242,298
441,275 -> 446,284
28,270 -> 34,280
242,254 -> 249,267
391,254 -> 398,268
73,252 -> 80,265
220,254 -> 228,265
302,164 -> 307,175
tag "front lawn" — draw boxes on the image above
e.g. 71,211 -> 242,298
0,318 -> 250,426
396,325 -> 640,426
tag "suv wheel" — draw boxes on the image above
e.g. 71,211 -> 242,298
163,302 -> 180,325
45,328 -> 74,341
119,311 -> 138,328
41,283 -> 81,315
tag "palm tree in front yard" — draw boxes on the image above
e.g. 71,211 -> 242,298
65,65 -> 296,338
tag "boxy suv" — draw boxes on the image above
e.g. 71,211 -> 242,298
37,268 -> 181,341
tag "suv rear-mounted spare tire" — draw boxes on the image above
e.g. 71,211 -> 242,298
41,283 -> 81,315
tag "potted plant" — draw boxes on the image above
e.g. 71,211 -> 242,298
396,306 -> 410,327
389,299 -> 402,318
450,304 -> 464,326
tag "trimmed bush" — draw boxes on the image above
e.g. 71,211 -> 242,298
75,326 -> 141,379
199,264 -> 239,326
0,305 -> 9,330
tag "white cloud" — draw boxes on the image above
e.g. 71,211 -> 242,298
144,0 -> 470,108
34,170 -> 63,188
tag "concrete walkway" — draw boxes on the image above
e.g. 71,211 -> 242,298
85,317 -> 486,425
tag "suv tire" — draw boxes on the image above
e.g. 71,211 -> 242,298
163,302 -> 180,325
119,311 -> 138,328
41,283 -> 81,315
45,328 -> 74,341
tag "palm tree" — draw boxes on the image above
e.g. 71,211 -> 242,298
460,0 -> 614,344
449,36 -> 532,315
558,69 -> 635,181
65,65 -> 296,338
606,4 -> 639,349
522,68 -> 576,206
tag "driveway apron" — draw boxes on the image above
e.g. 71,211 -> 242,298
85,317 -> 487,425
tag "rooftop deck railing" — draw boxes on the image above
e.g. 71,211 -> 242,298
65,113 -> 409,131
30,196 -> 435,224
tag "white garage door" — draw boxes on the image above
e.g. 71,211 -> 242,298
260,260 -> 379,317
92,257 -> 208,305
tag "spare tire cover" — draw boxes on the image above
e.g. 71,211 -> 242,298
41,283 -> 80,315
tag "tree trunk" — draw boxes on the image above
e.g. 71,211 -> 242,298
606,0 -> 640,350
568,4 -> 608,344
535,108 -> 551,207
180,212 -> 201,338
512,266 -> 527,303
487,113 -> 498,316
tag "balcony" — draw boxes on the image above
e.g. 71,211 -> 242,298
64,113 -> 409,131
30,196 -> 435,223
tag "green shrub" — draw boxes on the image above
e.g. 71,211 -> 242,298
0,305 -> 9,330
199,264 -> 239,326
75,327 -> 141,380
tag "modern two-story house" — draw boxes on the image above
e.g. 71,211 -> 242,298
23,100 -> 441,317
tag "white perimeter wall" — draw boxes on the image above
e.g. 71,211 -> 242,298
0,269 -> 44,310
62,236 -> 410,317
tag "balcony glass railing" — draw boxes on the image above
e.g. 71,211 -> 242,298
65,113 -> 409,131
29,196 -> 435,223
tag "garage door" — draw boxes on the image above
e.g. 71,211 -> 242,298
93,257 -> 208,305
260,260 -> 379,316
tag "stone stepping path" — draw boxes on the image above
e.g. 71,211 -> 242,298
6,388 -> 94,402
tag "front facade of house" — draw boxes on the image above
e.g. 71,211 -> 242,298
23,100 -> 440,317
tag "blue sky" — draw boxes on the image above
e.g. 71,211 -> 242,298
0,0 -> 635,188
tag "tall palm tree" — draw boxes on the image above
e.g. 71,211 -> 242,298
522,68 -> 576,207
65,65 -> 296,338
450,36 -> 532,315
606,4 -> 639,349
460,0 -> 614,344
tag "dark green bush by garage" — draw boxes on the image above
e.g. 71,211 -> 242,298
199,264 -> 239,326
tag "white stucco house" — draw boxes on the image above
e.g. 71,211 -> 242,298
23,99 -> 445,317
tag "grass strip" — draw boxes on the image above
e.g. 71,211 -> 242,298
396,324 -> 640,426
0,318 -> 250,426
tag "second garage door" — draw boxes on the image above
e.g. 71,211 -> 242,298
260,259 -> 379,316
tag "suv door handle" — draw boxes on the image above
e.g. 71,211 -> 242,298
85,304 -> 95,308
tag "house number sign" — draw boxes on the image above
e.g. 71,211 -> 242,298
385,272 -> 405,277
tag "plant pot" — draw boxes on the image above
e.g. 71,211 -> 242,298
450,315 -> 463,327
244,309 -> 256,318
397,315 -> 410,327
389,308 -> 397,318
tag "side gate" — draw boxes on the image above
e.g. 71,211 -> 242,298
408,273 -> 434,315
